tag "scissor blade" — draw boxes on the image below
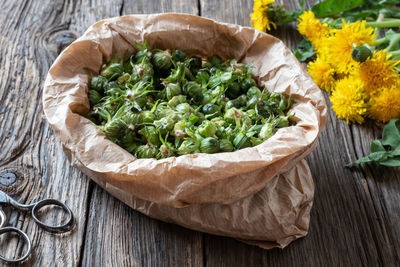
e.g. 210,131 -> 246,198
0,207 -> 6,228
0,190 -> 11,205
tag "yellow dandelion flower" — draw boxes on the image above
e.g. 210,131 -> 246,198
250,0 -> 277,32
307,58 -> 336,93
359,50 -> 400,97
325,20 -> 375,74
297,11 -> 331,50
368,83 -> 400,123
330,76 -> 367,124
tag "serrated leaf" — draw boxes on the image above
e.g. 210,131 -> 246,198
311,0 -> 364,18
370,139 -> 385,152
293,38 -> 315,62
368,151 -> 389,161
382,119 -> 400,150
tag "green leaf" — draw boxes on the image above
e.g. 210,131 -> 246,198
311,0 -> 365,18
379,158 -> 400,167
220,72 -> 232,83
292,38 -> 315,62
382,119 -> 400,150
346,155 -> 373,166
385,30 -> 400,51
368,151 -> 389,162
392,148 -> 400,156
370,140 -> 385,152
347,119 -> 400,168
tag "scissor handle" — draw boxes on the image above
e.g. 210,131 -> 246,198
31,199 -> 74,233
0,226 -> 32,263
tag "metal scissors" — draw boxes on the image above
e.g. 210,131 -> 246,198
0,190 -> 74,263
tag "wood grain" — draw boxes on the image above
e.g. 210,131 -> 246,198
0,0 -> 399,266
0,0 -> 90,265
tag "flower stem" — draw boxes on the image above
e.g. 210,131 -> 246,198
387,33 -> 400,52
388,50 -> 400,60
372,37 -> 388,46
365,19 -> 400,28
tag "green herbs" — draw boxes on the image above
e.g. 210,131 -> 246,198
348,119 -> 400,167
87,42 -> 295,159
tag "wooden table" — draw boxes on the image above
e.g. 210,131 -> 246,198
0,0 -> 399,266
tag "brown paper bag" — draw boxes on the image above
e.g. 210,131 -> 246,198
43,13 -> 327,249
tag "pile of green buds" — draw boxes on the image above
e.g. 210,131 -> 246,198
87,41 -> 295,159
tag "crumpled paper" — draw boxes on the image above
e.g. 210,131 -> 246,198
43,13 -> 327,249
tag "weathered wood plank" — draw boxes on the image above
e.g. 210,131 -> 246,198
82,186 -> 203,267
2,0 -> 399,266
200,0 -> 400,266
0,0 -> 91,265
80,1 -> 203,266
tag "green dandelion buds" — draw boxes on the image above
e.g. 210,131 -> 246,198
351,45 -> 372,63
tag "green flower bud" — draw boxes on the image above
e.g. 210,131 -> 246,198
152,51 -> 172,71
168,95 -> 187,107
233,133 -> 251,149
138,126 -> 161,146
225,95 -> 247,109
202,104 -> 219,115
88,90 -> 101,105
166,83 -> 182,100
177,139 -> 199,155
125,142 -> 139,154
154,117 -> 175,135
259,122 -> 275,139
195,70 -> 210,85
140,111 -> 155,123
224,108 -> 243,124
183,81 -> 203,103
135,50 -> 152,63
117,73 -> 131,85
136,143 -> 158,158
172,120 -> 188,138
246,86 -> 262,98
172,49 -> 186,61
351,45 -> 372,63
103,118 -> 127,138
225,82 -> 241,99
123,112 -> 142,130
200,137 -> 220,154
105,81 -> 122,95
205,54 -> 223,67
175,103 -> 195,116
158,143 -> 176,158
91,76 -> 108,92
193,112 -> 205,125
101,63 -> 124,80
219,139 -> 234,152
246,109 -> 261,123
201,93 -> 213,105
247,96 -> 263,109
132,63 -> 154,82
197,120 -> 217,137
216,96 -> 228,106
120,131 -> 138,152
187,56 -> 202,74
240,78 -> 256,90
